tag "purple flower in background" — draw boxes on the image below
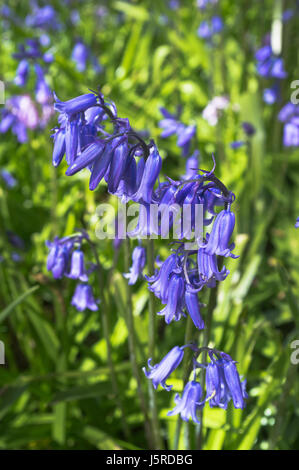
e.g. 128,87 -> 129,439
202,96 -> 229,126
242,122 -> 256,137
143,345 -> 185,391
14,60 -> 29,86
71,284 -> 99,312
197,16 -> 223,40
230,141 -> 245,149
1,170 -> 17,188
278,103 -> 299,147
34,64 -> 52,104
26,4 -> 58,30
72,40 -> 89,72
0,95 -> 39,143
255,45 -> 287,79
167,381 -> 204,424
184,151 -> 199,179
124,246 -> 146,285
159,107 -> 196,155
263,88 -> 277,104
197,0 -> 218,9
295,217 -> 299,228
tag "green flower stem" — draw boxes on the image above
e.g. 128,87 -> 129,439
88,240 -> 130,440
124,237 -> 155,448
197,285 -> 218,450
174,314 -> 195,450
146,239 -> 164,449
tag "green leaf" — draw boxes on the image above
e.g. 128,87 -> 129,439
0,285 -> 39,323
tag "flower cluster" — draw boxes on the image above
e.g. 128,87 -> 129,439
46,232 -> 99,312
143,344 -> 247,424
255,43 -> 287,105
50,87 -> 247,425
197,16 -> 223,41
52,91 -> 161,203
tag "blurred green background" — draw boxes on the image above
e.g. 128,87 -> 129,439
0,0 -> 298,450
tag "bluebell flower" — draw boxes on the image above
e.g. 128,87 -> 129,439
26,5 -> 58,30
197,16 -> 223,40
34,64 -> 52,105
143,345 -> 185,391
184,151 -> 199,179
0,95 -> 39,143
132,144 -> 162,204
278,103 -> 299,147
14,59 -> 29,86
255,45 -> 287,79
242,122 -> 256,137
205,355 -> 248,409
204,209 -> 237,258
230,141 -> 245,149
71,284 -> 99,312
185,289 -> 205,330
197,0 -> 218,9
295,217 -> 299,228
197,247 -> 230,287
65,141 -> 105,175
52,129 -> 66,167
54,92 -> 98,117
124,246 -> 146,285
147,253 -> 177,303
167,381 -> 204,424
72,40 -> 89,72
1,170 -> 17,188
67,249 -> 89,282
158,273 -> 186,324
263,87 -> 278,105
46,241 -> 71,279
159,107 -> 196,155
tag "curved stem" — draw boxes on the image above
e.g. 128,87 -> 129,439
87,240 -> 130,440
124,237 -> 155,448
146,239 -> 164,449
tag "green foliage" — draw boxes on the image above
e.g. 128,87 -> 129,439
0,0 -> 298,450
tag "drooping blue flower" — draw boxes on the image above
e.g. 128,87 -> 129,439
143,345 -> 185,391
242,122 -> 256,137
132,144 -> 162,204
197,246 -> 229,287
14,59 -> 29,86
71,283 -> 99,312
72,40 -> 89,72
263,87 -> 278,105
158,273 -> 186,324
34,64 -> 52,104
46,240 -> 71,279
147,253 -> 177,303
67,249 -> 89,282
205,354 -> 248,409
278,103 -> 299,147
185,289 -> 205,330
124,246 -> 146,285
54,92 -> 98,117
26,4 -> 59,30
255,45 -> 287,79
230,141 -> 245,149
167,381 -> 204,424
295,217 -> 299,229
1,170 -> 17,188
204,209 -> 237,258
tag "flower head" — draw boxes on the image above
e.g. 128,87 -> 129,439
167,381 -> 204,424
143,345 -> 185,391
